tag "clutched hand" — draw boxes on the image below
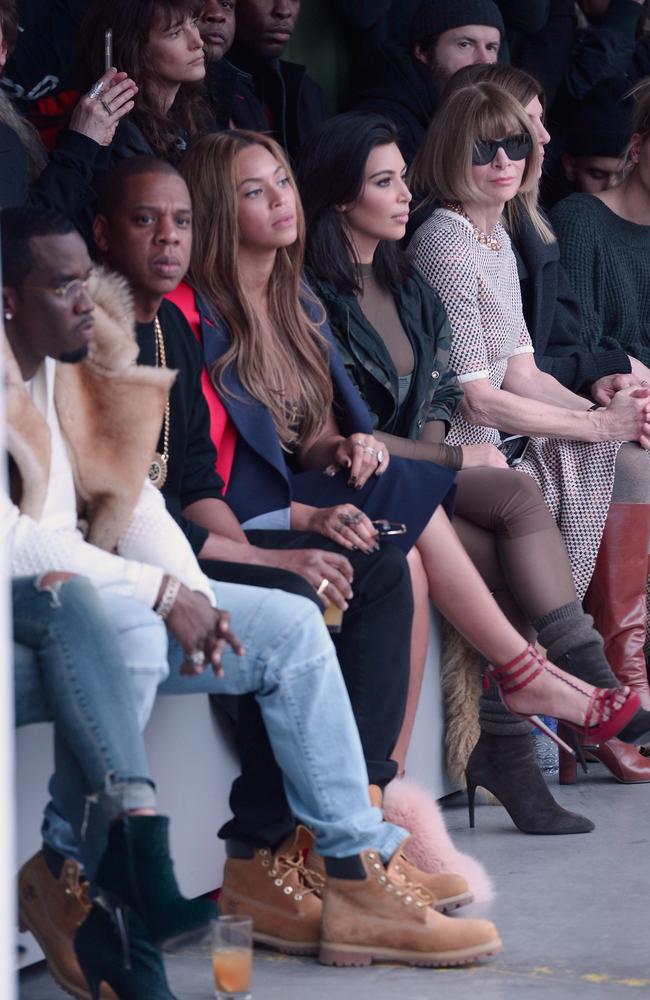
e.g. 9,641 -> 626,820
163,581 -> 245,678
328,434 -> 390,489
306,504 -> 379,554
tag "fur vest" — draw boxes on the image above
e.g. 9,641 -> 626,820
4,268 -> 176,552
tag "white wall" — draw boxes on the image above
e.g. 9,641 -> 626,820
1,318 -> 18,996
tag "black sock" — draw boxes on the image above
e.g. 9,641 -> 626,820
41,843 -> 65,880
324,855 -> 368,880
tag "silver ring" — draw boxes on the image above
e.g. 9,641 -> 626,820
641,380 -> 648,387
339,512 -> 362,527
189,649 -> 206,667
88,80 -> 105,99
364,446 -> 376,455
353,439 -> 366,448
376,450 -> 384,464
316,578 -> 329,596
100,98 -> 113,115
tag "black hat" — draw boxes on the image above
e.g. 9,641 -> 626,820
566,78 -> 633,158
410,0 -> 505,46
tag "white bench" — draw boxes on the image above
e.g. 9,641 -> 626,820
15,608 -> 454,969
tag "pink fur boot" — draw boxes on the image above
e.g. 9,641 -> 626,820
383,778 -> 493,904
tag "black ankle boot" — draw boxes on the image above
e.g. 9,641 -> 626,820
94,816 -> 217,946
534,603 -> 650,746
465,732 -> 595,835
75,904 -> 178,1000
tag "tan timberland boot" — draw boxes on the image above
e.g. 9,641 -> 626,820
18,851 -> 117,1000
219,825 -> 323,955
385,845 -> 473,912
320,847 -> 501,968
309,787 -> 474,913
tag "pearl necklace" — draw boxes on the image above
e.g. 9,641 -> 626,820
442,201 -> 502,252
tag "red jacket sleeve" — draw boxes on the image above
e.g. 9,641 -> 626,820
165,282 -> 237,492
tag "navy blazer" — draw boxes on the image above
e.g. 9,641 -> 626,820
196,289 -> 373,525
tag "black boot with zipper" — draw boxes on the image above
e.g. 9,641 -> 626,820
93,815 -> 217,946
75,904 -> 178,1000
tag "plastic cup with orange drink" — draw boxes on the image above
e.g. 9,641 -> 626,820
212,915 -> 252,1000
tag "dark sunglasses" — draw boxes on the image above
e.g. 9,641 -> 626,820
472,133 -> 533,166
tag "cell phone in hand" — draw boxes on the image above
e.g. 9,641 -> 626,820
104,28 -> 113,72
498,435 -> 530,467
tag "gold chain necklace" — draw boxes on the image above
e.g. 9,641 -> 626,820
148,315 -> 170,489
442,200 -> 502,252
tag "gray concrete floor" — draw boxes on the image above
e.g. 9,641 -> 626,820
19,767 -> 650,999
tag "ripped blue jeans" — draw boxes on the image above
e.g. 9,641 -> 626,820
13,575 -> 157,880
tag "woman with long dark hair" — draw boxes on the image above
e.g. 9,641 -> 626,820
296,110 -> 650,823
173,128 -> 641,812
79,0 -> 212,163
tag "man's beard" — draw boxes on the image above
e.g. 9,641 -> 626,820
59,344 -> 89,364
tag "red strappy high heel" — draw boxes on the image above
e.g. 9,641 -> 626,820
489,644 -> 641,756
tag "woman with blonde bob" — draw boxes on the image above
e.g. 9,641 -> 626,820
174,129 -> 641,790
407,82 -> 650,733
427,63 -> 650,784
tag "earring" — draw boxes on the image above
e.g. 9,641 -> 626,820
4,309 -> 13,321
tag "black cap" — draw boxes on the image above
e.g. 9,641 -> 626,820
410,0 -> 505,46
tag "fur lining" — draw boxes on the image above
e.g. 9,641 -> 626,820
441,624 -> 499,805
441,621 -> 482,785
56,267 -> 176,550
383,778 -> 493,903
5,267 -> 176,551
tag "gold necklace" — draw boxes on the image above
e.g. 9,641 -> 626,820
148,314 -> 170,489
442,200 -> 502,252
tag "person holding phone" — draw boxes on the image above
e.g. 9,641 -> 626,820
295,111 -> 650,827
0,0 -> 136,215
78,0 -> 212,166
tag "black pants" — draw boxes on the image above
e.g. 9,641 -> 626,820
199,530 -> 413,849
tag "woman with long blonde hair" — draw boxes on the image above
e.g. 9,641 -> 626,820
174,128 -> 643,783
407,80 -> 650,729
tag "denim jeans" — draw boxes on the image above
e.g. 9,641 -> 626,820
13,576 -> 156,879
201,537 -> 413,849
160,581 -> 408,860
42,579 -> 407,863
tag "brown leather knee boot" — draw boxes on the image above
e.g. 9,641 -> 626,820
584,503 -> 650,710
